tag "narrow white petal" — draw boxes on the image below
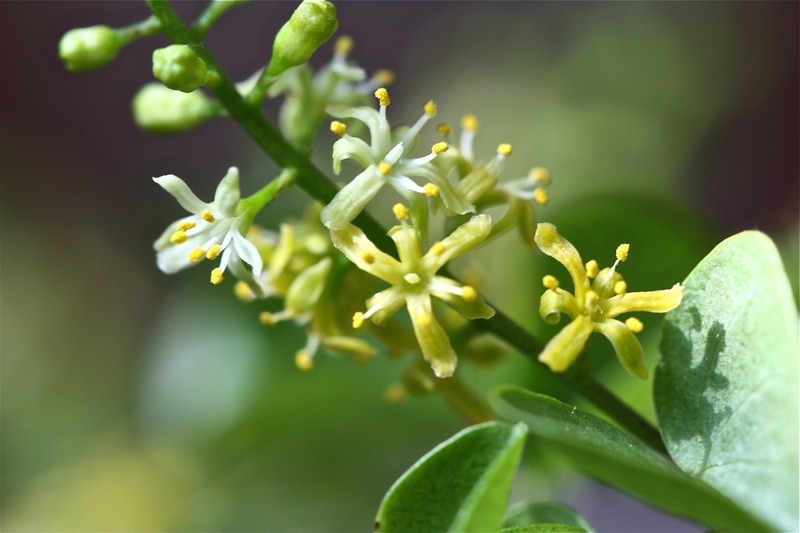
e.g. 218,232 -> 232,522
153,175 -> 209,214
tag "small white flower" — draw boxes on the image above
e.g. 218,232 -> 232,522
153,167 -> 264,288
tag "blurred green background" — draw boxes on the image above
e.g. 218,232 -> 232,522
1,2 -> 797,531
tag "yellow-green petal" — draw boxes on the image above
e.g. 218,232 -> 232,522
330,224 -> 403,285
534,223 -> 588,301
365,286 -> 407,325
422,214 -> 491,273
593,319 -> 648,379
321,166 -> 385,230
538,314 -> 593,372
539,288 -> 581,324
321,335 -> 377,357
406,293 -> 457,378
429,276 -> 495,320
605,284 -> 683,317
285,257 -> 332,314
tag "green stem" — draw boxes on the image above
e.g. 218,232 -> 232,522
116,15 -> 162,45
194,0 -> 248,36
145,0 -> 667,457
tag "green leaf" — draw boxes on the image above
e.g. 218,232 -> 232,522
375,421 -> 527,533
656,230 -> 799,531
490,386 -> 770,532
504,501 -> 594,532
501,525 -> 586,533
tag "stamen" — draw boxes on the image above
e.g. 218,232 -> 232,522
614,281 -> 627,295
374,87 -> 390,106
177,221 -> 196,231
188,247 -> 206,262
330,121 -> 347,136
497,143 -> 513,156
461,286 -> 478,301
585,260 -> 599,279
616,244 -> 630,262
234,281 -> 254,302
206,244 -> 221,260
201,209 -> 215,222
352,311 -> 366,329
430,242 -> 446,256
530,167 -> 551,185
373,69 -> 395,85
378,162 -> 392,176
334,35 -> 353,55
210,267 -> 224,285
534,188 -> 549,205
393,203 -> 409,221
404,273 -> 421,285
423,183 -> 440,197
542,275 -> 559,290
626,317 -> 644,333
295,350 -> 314,371
360,250 -> 375,264
437,123 -> 452,136
170,231 -> 187,244
461,114 -> 479,132
431,142 -> 449,154
424,100 -> 437,117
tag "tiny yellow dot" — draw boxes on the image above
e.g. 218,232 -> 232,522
188,247 -> 206,263
201,209 -> 215,223
330,121 -> 347,136
436,123 -> 452,136
626,317 -> 644,333
431,141 -> 449,154
393,203 -> 409,221
497,143 -> 513,156
585,260 -> 599,279
334,35 -> 353,55
295,350 -> 314,371
206,244 -> 221,260
170,231 -> 187,244
614,280 -> 627,295
534,187 -> 549,205
616,243 -> 630,262
417,312 -> 433,327
210,267 -> 224,285
384,383 -> 406,404
424,100 -> 437,117
259,311 -> 276,326
461,286 -> 478,302
543,275 -> 559,289
530,167 -> 551,185
360,250 -> 375,264
352,311 -> 365,329
378,161 -> 392,176
177,221 -> 196,231
373,69 -> 395,85
234,281 -> 254,302
461,114 -> 479,132
423,183 -> 440,197
430,242 -> 446,256
374,87 -> 390,106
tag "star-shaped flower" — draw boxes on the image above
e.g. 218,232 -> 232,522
330,206 -> 494,378
153,167 -> 264,291
534,223 -> 683,379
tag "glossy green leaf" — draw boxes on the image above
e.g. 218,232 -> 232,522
504,501 -> 593,532
375,421 -> 527,533
656,231 -> 799,531
490,386 -> 769,532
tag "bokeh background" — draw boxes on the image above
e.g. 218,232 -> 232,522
1,1 -> 797,531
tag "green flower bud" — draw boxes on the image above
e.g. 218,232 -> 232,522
132,82 -> 218,134
58,25 -> 121,72
266,0 -> 338,77
152,45 -> 208,93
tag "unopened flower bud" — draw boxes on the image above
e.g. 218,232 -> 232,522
152,45 -> 208,93
266,0 -> 338,77
58,25 -> 121,72
132,82 -> 217,134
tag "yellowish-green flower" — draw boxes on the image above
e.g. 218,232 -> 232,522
535,223 -> 682,379
330,207 -> 495,378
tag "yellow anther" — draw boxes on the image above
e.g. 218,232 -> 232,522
259,311 -> 276,326
614,280 -> 628,295
437,123 -> 452,136
352,311 -> 365,329
404,273 -> 421,285
497,143 -> 513,156
424,100 -> 437,116
542,275 -> 559,290
461,114 -> 479,132
417,312 -> 433,327
374,87 -> 390,106
393,203 -> 409,221
177,221 -> 196,231
423,183 -> 440,197
334,35 -> 353,55
626,317 -> 644,333
330,121 -> 347,136
378,161 -> 392,176
188,247 -> 206,263
616,243 -> 630,262
531,167 -> 551,185
534,187 -> 549,205
461,286 -> 478,301
373,69 -> 395,85
201,209 -> 215,222
210,267 -> 224,285
170,231 -> 188,244
384,383 -> 406,405
234,280 -> 254,302
431,141 -> 449,154
585,260 -> 599,279
295,350 -> 314,371
360,250 -> 375,264
430,242 -> 446,256
206,244 -> 221,260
